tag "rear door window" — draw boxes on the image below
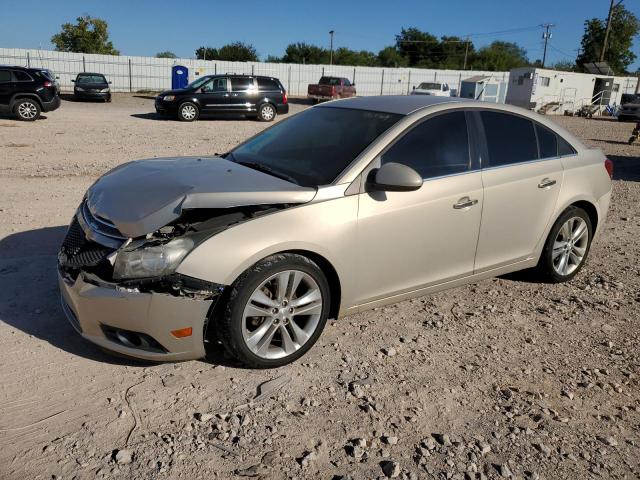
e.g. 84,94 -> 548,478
381,111 -> 471,179
535,123 -> 558,158
0,70 -> 11,82
230,77 -> 254,91
480,111 -> 538,167
257,78 -> 280,91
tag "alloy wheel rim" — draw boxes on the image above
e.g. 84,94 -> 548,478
18,102 -> 37,119
242,270 -> 323,359
552,217 -> 588,276
182,105 -> 196,119
262,106 -> 274,120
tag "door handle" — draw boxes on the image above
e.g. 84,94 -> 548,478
453,197 -> 478,209
223,93 -> 230,97
538,178 -> 557,189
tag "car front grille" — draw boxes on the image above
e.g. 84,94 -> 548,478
59,217 -> 115,269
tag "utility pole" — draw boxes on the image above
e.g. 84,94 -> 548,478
541,23 -> 554,68
601,0 -> 622,62
329,30 -> 335,65
463,37 -> 470,70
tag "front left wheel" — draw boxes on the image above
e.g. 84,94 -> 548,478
178,102 -> 199,121
217,254 -> 330,368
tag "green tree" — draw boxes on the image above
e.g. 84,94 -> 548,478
51,15 -> 119,55
576,4 -> 639,73
156,51 -> 177,58
281,42 -> 329,64
471,41 -> 529,71
333,47 -> 379,66
195,47 -> 217,60
395,27 -> 440,67
377,46 -> 408,67
216,42 -> 259,62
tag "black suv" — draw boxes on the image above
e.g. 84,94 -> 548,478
0,66 -> 61,121
155,74 -> 288,122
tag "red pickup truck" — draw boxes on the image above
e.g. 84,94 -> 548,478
307,76 -> 356,102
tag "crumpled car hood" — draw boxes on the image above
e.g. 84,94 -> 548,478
86,156 -> 317,238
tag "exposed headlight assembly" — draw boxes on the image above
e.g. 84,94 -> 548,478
163,95 -> 175,101
100,88 -> 110,93
113,237 -> 194,280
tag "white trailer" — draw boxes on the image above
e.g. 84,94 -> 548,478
505,67 -> 638,115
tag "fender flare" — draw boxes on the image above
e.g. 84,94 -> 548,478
10,93 -> 43,110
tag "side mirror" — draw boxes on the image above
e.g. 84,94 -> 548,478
367,162 -> 423,192
412,86 -> 416,90
109,81 -> 112,84
71,79 -> 75,82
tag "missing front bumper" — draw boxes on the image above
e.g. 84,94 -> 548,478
58,270 -> 222,361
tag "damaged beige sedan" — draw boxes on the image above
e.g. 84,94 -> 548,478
59,96 -> 612,367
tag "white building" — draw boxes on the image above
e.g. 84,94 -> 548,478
505,67 -> 638,114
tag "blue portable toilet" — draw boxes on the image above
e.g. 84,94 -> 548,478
172,65 -> 189,89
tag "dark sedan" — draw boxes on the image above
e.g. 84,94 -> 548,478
73,73 -> 112,102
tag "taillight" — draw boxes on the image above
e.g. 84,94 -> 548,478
604,158 -> 614,179
43,81 -> 53,87
283,92 -> 288,104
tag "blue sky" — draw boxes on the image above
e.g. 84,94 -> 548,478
1,0 -> 638,70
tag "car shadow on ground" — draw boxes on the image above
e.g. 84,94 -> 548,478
0,114 -> 48,121
130,112 -> 260,122
0,226 -> 236,367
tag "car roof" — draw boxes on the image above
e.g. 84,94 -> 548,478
77,72 -> 106,76
317,95 -> 467,115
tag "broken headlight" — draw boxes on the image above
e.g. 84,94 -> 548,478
113,237 -> 194,280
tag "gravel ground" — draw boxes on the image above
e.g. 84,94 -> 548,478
0,95 -> 638,480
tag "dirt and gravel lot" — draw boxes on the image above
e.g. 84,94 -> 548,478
0,94 -> 639,480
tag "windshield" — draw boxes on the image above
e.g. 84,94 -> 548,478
186,76 -> 211,90
229,107 -> 402,187
418,82 -> 442,90
77,74 -> 106,84
622,93 -> 640,105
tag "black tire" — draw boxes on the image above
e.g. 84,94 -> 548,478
14,98 -> 41,121
257,102 -> 276,122
534,206 -> 593,283
217,253 -> 331,368
178,102 -> 199,122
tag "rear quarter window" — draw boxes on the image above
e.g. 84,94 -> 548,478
557,135 -> 577,156
481,111 -> 538,167
0,70 -> 10,82
257,78 -> 281,91
13,70 -> 33,81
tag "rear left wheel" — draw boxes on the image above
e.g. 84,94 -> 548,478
535,206 -> 593,283
217,254 -> 330,368
14,99 -> 41,121
257,103 -> 276,122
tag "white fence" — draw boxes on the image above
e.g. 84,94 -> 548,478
0,47 -> 507,97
